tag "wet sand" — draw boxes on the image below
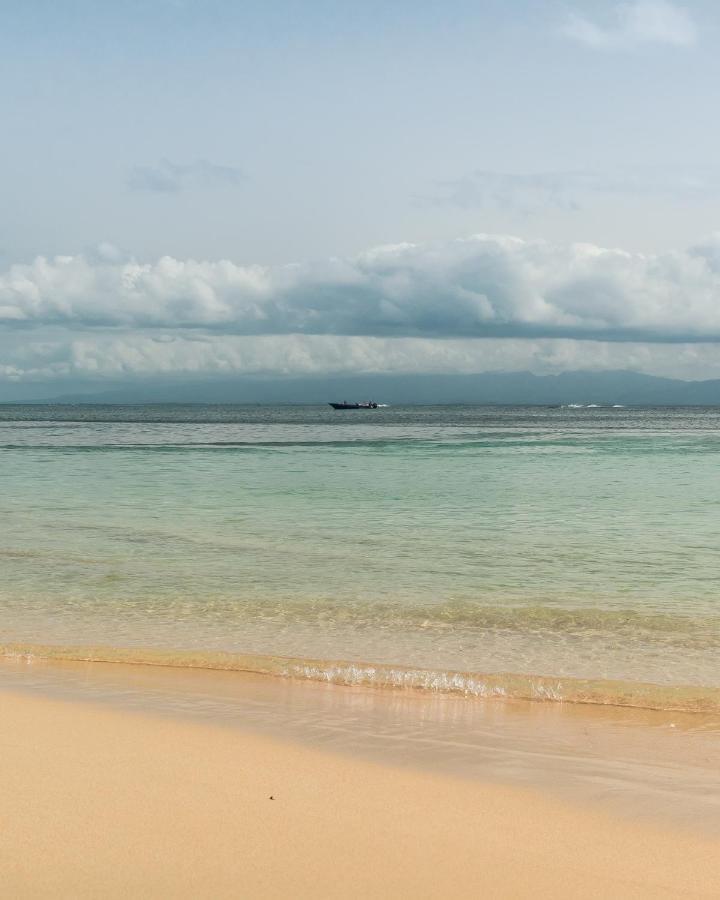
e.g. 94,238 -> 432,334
2,653 -> 720,833
1,688 -> 719,899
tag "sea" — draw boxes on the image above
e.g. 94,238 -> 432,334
2,403 -> 720,714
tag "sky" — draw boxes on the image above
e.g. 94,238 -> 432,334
3,0 -> 720,396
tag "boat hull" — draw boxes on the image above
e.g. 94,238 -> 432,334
329,402 -> 378,410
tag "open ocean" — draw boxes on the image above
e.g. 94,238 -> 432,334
2,403 -> 720,713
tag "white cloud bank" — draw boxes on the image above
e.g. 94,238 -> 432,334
4,233 -> 720,342
5,332 -> 720,384
561,1 -> 697,50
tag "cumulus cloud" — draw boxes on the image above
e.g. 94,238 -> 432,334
561,1 -> 697,50
4,233 -> 720,342
127,158 -> 245,193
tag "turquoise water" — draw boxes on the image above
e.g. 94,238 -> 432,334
2,404 -> 720,710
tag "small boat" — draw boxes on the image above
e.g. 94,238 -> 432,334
329,401 -> 379,410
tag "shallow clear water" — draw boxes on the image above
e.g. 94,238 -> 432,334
2,403 -> 720,710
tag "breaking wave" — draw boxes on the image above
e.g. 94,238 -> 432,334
3,642 -> 720,714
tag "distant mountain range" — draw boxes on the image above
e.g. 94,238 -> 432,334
6,369 -> 720,405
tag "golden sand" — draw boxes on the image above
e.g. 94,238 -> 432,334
0,689 -> 718,899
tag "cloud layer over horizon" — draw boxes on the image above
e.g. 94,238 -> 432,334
7,330 -> 720,388
4,233 -> 720,345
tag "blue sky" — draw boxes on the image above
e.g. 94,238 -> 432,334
3,0 -> 720,393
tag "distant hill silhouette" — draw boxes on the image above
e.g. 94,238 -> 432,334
10,369 -> 720,405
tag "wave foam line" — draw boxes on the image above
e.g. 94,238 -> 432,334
2,642 -> 720,713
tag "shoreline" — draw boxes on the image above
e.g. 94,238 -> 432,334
1,687 -> 720,898
4,640 -> 720,714
2,654 -> 720,837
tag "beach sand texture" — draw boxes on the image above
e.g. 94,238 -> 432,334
1,689 -> 718,899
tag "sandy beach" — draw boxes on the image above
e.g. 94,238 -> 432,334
1,688 -> 718,899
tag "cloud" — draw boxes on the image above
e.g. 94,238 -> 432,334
127,158 -> 245,193
5,331 -> 720,384
429,166 -> 720,214
5,233 -> 720,343
428,171 -> 581,214
561,1 -> 697,50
